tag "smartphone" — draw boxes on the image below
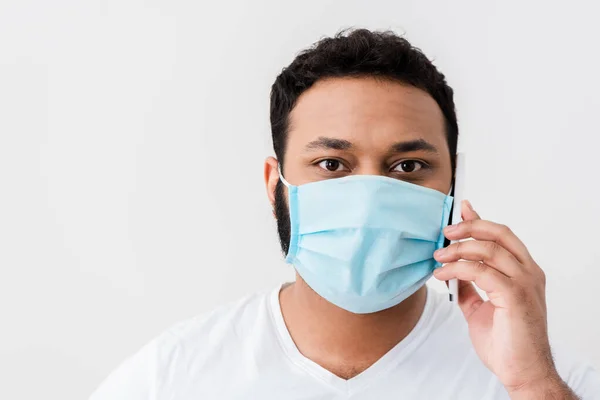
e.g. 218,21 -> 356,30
444,152 -> 465,302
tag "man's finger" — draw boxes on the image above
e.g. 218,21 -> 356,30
434,240 -> 523,278
433,260 -> 512,295
461,200 -> 480,221
443,219 -> 532,265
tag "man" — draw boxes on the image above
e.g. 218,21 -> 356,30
91,28 -> 600,399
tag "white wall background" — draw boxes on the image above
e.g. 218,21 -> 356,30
1,1 -> 599,398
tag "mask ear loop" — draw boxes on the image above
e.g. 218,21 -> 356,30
278,165 -> 291,188
277,164 -> 298,262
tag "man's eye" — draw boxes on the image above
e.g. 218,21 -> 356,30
318,159 -> 346,172
392,160 -> 425,173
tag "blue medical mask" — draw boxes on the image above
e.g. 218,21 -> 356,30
279,170 -> 453,314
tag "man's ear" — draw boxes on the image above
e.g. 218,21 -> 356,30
264,157 -> 280,218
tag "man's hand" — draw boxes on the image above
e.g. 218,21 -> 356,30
433,200 -> 579,399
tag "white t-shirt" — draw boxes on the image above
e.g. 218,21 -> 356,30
90,284 -> 600,399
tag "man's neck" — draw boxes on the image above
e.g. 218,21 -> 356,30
279,275 -> 428,380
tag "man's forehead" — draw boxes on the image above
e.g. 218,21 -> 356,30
287,77 -> 447,149
290,76 -> 441,116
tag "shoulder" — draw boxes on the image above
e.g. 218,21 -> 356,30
90,287 -> 276,400
165,287 -> 273,346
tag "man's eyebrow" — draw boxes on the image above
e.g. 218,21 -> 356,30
391,139 -> 439,154
305,137 -> 353,151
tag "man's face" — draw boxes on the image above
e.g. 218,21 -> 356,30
266,76 -> 453,254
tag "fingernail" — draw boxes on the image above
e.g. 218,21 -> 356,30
434,248 -> 446,256
464,200 -> 474,211
444,224 -> 458,233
